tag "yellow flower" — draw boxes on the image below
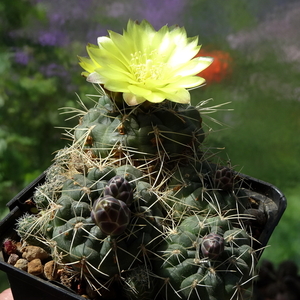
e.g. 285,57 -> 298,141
79,20 -> 213,106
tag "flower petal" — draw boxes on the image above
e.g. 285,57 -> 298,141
175,57 -> 213,76
78,56 -> 98,74
79,19 -> 214,106
104,80 -> 131,92
123,92 -> 146,106
86,72 -> 104,84
127,85 -> 152,98
166,88 -> 191,104
145,92 -> 166,103
172,76 -> 206,88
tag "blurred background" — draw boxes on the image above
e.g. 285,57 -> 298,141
1,0 -> 299,293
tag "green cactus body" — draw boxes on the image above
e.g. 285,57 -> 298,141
152,211 -> 254,300
16,94 -> 260,300
74,96 -> 205,159
61,174 -> 98,203
124,265 -> 157,300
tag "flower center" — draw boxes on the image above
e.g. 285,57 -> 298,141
130,50 -> 166,83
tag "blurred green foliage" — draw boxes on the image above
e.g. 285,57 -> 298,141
0,0 -> 88,207
198,50 -> 300,191
1,0 -> 299,293
197,49 -> 300,268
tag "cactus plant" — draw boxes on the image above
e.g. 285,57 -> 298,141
13,20 -> 268,300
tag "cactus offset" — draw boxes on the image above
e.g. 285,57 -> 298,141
15,20 -> 267,300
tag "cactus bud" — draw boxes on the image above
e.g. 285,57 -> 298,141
214,167 -> 234,191
104,175 -> 133,204
91,195 -> 131,236
201,233 -> 225,260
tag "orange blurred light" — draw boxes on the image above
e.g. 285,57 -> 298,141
196,49 -> 232,84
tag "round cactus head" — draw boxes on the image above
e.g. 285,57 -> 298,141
91,195 -> 131,236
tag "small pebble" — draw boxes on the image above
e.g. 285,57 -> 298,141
16,241 -> 23,253
44,260 -> 59,281
22,245 -> 49,261
28,258 -> 43,276
14,258 -> 28,271
7,253 -> 19,265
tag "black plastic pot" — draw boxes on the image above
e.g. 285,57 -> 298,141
0,170 -> 287,300
0,171 -> 83,300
